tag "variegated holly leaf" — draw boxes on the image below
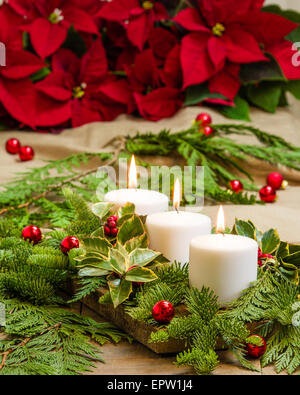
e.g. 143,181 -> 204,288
124,233 -> 148,252
107,275 -> 132,308
261,229 -> 280,254
233,219 -> 256,239
82,237 -> 111,257
280,251 -> 300,268
92,202 -> 115,219
109,248 -> 127,275
276,241 -> 289,259
125,266 -> 157,283
118,203 -> 135,218
117,215 -> 145,245
78,267 -> 110,277
129,248 -> 161,267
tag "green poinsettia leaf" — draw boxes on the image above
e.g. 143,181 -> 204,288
240,54 -> 286,84
92,202 -> 114,219
184,83 -> 228,106
125,266 -> 157,283
261,229 -> 280,254
109,248 -> 127,275
233,219 -> 256,239
246,82 -> 283,113
78,267 -> 109,277
129,248 -> 161,268
117,215 -> 145,245
118,203 -> 135,218
108,277 -> 132,308
82,237 -> 111,257
125,233 -> 149,253
221,96 -> 251,122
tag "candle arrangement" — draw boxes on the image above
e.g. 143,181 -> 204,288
104,155 -> 169,216
189,206 -> 258,305
146,178 -> 211,265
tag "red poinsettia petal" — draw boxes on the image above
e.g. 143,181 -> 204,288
1,50 -> 44,80
207,36 -> 226,70
71,98 -> 101,127
174,8 -> 210,32
29,18 -> 67,59
52,49 -> 81,76
97,0 -> 139,21
149,27 -> 178,63
161,44 -> 182,89
208,63 -> 240,101
224,28 -> 267,64
63,6 -> 99,34
35,91 -> 72,127
134,88 -> 183,121
80,38 -> 108,86
0,78 -> 36,127
180,32 -> 216,88
127,13 -> 150,51
152,3 -> 169,21
99,78 -> 135,113
132,49 -> 160,88
239,11 -> 297,47
268,40 -> 300,80
36,72 -> 73,101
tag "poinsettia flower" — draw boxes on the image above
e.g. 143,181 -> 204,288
98,0 -> 168,50
36,39 -> 134,127
0,1 -> 25,50
134,87 -> 183,121
19,0 -> 99,59
174,0 -> 269,88
0,11 -> 45,127
238,11 -> 300,79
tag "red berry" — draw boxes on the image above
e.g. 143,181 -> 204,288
203,126 -> 214,136
259,185 -> 276,203
266,172 -> 283,190
21,225 -> 42,245
60,236 -> 79,255
108,215 -> 118,223
196,113 -> 212,126
110,227 -> 118,237
229,180 -> 244,193
246,335 -> 266,358
104,226 -> 111,236
19,146 -> 34,161
6,138 -> 21,154
108,221 -> 117,229
152,300 -> 175,324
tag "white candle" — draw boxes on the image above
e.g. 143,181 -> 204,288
104,155 -> 169,216
189,206 -> 258,305
146,179 -> 211,265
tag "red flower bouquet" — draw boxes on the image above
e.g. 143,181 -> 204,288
0,0 -> 300,129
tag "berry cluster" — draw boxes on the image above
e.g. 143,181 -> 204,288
258,247 -> 274,267
195,113 -> 214,136
104,215 -> 119,238
6,138 -> 35,161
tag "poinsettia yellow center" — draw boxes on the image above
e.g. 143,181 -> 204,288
49,8 -> 64,24
142,1 -> 153,11
212,23 -> 225,37
73,83 -> 87,99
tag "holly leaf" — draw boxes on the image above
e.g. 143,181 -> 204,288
280,251 -> 300,268
109,248 -> 127,275
261,229 -> 280,254
125,266 -> 157,283
221,96 -> 251,122
184,83 -> 227,106
78,267 -> 109,277
108,277 -> 132,308
92,202 -> 114,220
82,237 -> 111,257
233,219 -> 256,239
246,82 -> 283,113
129,248 -> 161,267
125,233 -> 149,253
118,203 -> 135,218
117,215 -> 145,245
276,241 -> 289,259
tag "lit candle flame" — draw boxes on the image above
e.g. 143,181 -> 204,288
173,178 -> 181,212
128,155 -> 138,189
216,205 -> 225,234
